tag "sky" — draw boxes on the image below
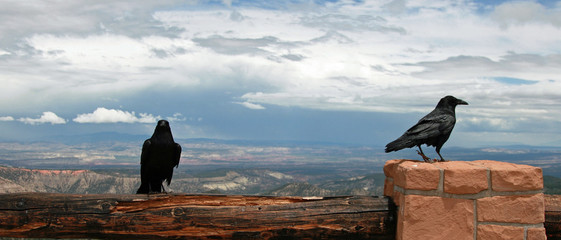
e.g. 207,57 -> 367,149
0,0 -> 561,148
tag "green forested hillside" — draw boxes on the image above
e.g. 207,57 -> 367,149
544,175 -> 561,194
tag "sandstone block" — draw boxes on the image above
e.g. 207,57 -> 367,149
435,161 -> 488,194
383,177 -> 393,197
383,159 -> 408,178
527,227 -> 547,240
394,161 -> 440,190
476,224 -> 524,240
473,160 -> 543,192
477,193 -> 545,224
393,189 -> 403,207
400,195 -> 474,240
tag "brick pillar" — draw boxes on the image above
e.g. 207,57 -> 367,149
384,160 -> 546,240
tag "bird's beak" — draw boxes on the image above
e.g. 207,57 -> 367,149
457,99 -> 468,105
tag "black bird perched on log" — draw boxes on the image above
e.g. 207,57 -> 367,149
136,120 -> 182,194
385,95 -> 468,162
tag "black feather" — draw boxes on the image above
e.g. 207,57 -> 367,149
385,95 -> 468,162
136,120 -> 182,194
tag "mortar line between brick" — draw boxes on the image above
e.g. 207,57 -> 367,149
387,185 -> 546,200
433,165 -> 444,192
477,222 -> 544,228
473,199 -> 477,240
524,226 -> 528,240
485,166 -> 491,193
390,171 -> 542,198
394,184 -> 403,193
393,185 -> 542,199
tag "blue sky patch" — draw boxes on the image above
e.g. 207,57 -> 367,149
493,77 -> 539,85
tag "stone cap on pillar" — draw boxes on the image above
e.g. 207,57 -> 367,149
384,159 -> 543,197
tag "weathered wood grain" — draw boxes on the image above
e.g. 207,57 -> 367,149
546,194 -> 561,239
0,193 -> 396,239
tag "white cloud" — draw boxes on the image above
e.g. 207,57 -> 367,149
461,117 -> 515,131
235,101 -> 266,110
73,108 -> 160,124
410,54 -> 561,83
222,0 -> 232,7
0,0 -> 184,42
491,1 -> 561,27
0,0 -> 561,146
167,113 -> 187,122
0,116 -> 14,121
383,0 -> 407,15
19,112 -> 66,125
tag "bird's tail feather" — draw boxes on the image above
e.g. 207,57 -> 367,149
136,183 -> 149,194
385,136 -> 416,153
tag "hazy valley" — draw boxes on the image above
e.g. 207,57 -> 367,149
0,166 -> 386,196
1,136 -> 561,196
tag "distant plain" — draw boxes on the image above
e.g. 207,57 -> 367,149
0,136 -> 560,195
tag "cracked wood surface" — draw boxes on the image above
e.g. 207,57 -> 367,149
546,194 -> 561,239
0,193 -> 396,239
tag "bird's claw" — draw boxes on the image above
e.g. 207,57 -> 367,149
416,150 -> 434,163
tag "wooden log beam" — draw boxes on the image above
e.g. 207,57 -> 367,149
0,193 -> 396,239
546,194 -> 561,239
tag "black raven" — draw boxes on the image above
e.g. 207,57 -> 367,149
385,95 -> 468,162
136,120 -> 182,194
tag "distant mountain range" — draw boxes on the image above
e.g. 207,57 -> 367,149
267,174 -> 385,196
2,137 -> 560,176
43,131 -> 371,147
0,166 -> 386,196
46,131 -> 147,144
0,166 -> 138,194
1,136 -> 561,196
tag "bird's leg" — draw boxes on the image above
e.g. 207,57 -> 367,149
161,183 -> 168,194
436,150 -> 446,162
416,146 -> 433,163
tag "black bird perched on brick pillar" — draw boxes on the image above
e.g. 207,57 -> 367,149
137,120 -> 182,194
385,95 -> 468,163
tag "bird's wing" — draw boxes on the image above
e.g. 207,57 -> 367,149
437,115 -> 456,135
405,114 -> 455,139
174,143 -> 182,168
140,139 -> 151,165
164,143 -> 181,186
